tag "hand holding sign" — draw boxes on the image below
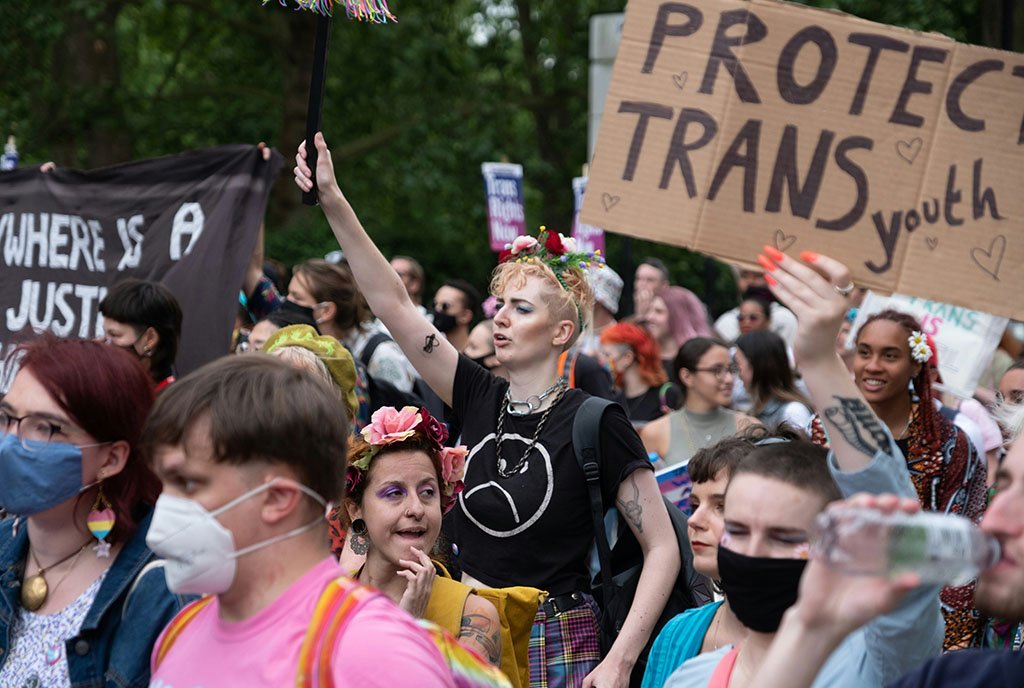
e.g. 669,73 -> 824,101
582,0 -> 1024,321
759,247 -> 854,369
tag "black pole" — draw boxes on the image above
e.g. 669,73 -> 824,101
1002,0 -> 1015,50
621,236 -> 635,316
302,14 -> 332,206
702,256 -> 717,317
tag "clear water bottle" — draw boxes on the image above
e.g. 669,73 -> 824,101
1,136 -> 17,171
813,506 -> 1000,586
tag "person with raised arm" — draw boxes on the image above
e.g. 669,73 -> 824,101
660,247 -> 944,687
294,134 -> 679,688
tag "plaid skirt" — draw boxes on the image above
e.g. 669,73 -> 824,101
528,593 -> 602,688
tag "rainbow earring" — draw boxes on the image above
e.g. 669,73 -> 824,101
88,485 -> 116,558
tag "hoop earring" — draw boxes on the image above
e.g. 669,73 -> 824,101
349,518 -> 369,556
87,484 -> 116,558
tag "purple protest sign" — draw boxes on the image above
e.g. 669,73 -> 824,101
571,176 -> 604,255
481,162 -> 525,252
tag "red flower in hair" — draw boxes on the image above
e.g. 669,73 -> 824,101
419,407 -> 448,448
544,231 -> 565,255
498,249 -> 513,263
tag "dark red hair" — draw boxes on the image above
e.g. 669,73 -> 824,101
600,322 -> 667,388
13,335 -> 160,543
856,309 -> 942,448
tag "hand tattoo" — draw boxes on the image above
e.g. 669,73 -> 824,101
616,474 -> 644,534
459,613 -> 501,665
423,333 -> 439,353
822,396 -> 892,458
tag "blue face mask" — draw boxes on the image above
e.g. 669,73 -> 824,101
0,432 -> 97,516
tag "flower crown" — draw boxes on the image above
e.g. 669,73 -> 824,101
908,331 -> 933,364
498,227 -> 607,291
346,406 -> 466,515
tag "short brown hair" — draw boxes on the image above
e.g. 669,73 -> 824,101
141,355 -> 349,502
730,440 -> 841,507
293,259 -> 369,333
688,425 -> 805,483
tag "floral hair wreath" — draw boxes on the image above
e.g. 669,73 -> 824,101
346,406 -> 466,515
498,227 -> 605,329
498,227 -> 607,289
908,331 -> 933,364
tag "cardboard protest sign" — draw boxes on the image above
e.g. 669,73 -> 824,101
656,460 -> 694,516
572,176 -> 606,254
0,145 -> 283,377
482,162 -> 526,252
850,291 -> 1008,398
582,0 -> 1024,320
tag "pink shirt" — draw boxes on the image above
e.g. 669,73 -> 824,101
150,557 -> 455,688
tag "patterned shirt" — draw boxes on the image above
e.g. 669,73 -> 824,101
0,571 -> 107,688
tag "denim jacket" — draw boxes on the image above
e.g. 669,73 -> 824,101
0,508 -> 188,688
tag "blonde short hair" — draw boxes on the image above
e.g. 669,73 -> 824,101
490,261 -> 594,350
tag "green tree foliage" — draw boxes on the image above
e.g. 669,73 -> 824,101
1,0 -> 1005,317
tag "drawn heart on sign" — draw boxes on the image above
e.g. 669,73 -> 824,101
672,72 -> 688,90
970,235 -> 1007,281
773,229 -> 796,252
601,192 -> 620,211
896,137 -> 923,164
925,237 -> 939,250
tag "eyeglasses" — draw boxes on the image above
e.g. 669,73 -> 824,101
693,364 -> 739,380
996,390 -> 1024,405
1,411 -> 67,451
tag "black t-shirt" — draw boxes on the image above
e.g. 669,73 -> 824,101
625,384 -> 682,426
570,353 -> 619,401
450,355 -> 651,595
888,649 -> 1024,687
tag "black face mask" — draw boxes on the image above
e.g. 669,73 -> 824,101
717,546 -> 807,633
433,310 -> 458,334
279,299 -> 316,320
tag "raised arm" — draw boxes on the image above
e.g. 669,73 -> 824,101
761,248 -> 893,472
294,133 -> 458,404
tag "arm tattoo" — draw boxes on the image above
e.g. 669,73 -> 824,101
459,613 -> 501,665
423,333 -> 439,353
822,396 -> 891,458
616,474 -> 644,534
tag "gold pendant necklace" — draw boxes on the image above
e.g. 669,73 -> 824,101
21,541 -> 90,611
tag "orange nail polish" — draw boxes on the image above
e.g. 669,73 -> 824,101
800,251 -> 819,263
763,246 -> 785,262
757,254 -> 777,273
765,274 -> 778,287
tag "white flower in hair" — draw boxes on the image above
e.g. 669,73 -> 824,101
908,331 -> 932,363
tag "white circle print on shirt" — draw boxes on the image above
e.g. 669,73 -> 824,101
459,431 -> 555,538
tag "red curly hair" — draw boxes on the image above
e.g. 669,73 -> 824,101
600,322 -> 667,388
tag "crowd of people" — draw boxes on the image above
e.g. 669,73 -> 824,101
0,131 -> 1022,688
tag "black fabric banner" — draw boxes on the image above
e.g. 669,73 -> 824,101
0,144 -> 284,376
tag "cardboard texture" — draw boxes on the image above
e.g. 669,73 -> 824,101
582,0 -> 1024,319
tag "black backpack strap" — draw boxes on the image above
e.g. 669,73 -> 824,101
359,332 -> 393,368
572,396 -> 616,606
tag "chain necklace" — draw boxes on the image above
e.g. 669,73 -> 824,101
21,540 -> 91,611
496,380 -> 567,478
505,379 -> 565,416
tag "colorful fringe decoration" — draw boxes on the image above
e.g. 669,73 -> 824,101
262,0 -> 397,23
